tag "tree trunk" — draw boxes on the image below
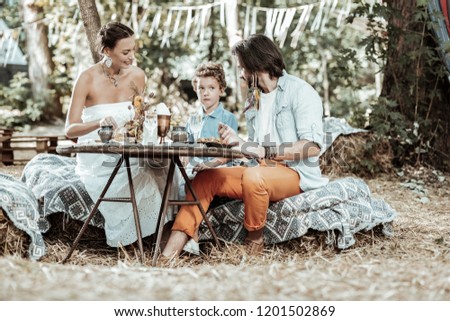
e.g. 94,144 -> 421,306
22,0 -> 62,117
381,0 -> 450,168
225,0 -> 244,107
77,0 -> 102,63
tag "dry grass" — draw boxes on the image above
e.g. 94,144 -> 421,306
0,155 -> 449,300
321,132 -> 394,177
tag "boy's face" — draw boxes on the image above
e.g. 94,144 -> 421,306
196,76 -> 224,112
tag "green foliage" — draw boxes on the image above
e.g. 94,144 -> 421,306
0,73 -> 46,127
0,2 -> 22,28
347,1 -> 449,170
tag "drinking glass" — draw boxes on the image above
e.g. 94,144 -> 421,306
157,114 -> 171,144
143,110 -> 157,144
189,113 -> 203,143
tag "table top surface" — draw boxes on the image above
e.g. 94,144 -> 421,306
56,142 -> 246,159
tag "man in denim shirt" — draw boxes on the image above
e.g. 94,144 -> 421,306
163,34 -> 328,259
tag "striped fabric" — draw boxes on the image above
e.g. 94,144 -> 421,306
428,0 -> 450,76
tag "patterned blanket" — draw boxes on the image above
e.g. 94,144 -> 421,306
200,177 -> 396,249
0,173 -> 49,260
21,153 -> 104,229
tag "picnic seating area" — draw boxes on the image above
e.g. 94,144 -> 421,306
0,119 -> 399,262
0,128 -> 75,165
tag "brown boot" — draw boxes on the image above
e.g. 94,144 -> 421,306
243,238 -> 264,255
243,228 -> 264,255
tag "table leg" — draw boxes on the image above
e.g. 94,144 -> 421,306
124,155 -> 144,263
61,156 -> 124,264
151,159 -> 176,267
174,157 -> 222,250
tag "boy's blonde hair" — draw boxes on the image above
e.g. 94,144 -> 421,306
194,62 -> 227,90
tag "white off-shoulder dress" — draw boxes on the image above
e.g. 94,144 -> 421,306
76,102 -> 174,247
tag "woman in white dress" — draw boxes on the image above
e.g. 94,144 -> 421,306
65,22 -> 165,247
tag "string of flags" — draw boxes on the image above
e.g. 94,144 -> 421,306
1,0 -> 354,65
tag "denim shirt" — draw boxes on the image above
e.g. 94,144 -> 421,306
187,102 -> 238,141
245,71 -> 329,191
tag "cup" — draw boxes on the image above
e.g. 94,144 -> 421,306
171,126 -> 188,142
157,114 -> 171,144
98,125 -> 114,143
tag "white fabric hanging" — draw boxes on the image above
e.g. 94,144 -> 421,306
4,34 -> 14,66
337,0 -> 352,27
130,2 -> 139,33
183,8 -> 194,45
251,7 -> 258,35
193,8 -> 202,38
171,9 -> 182,39
274,9 -> 286,38
277,8 -> 296,48
264,8 -> 278,39
138,7 -> 150,36
199,6 -> 211,42
311,0 -> 326,32
10,31 -> 19,62
319,0 -> 338,34
290,4 -> 314,48
148,8 -> 162,38
161,9 -> 173,48
220,0 -> 226,27
243,4 -> 251,39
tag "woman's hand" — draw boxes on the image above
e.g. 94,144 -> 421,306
99,116 -> 118,129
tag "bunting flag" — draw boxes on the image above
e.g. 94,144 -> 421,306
0,20 -> 26,67
290,4 -> 314,49
0,0 -> 358,65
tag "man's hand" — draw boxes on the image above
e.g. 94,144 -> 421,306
218,123 -> 239,146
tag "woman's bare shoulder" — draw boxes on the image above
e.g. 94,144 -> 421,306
128,65 -> 145,78
76,64 -> 99,82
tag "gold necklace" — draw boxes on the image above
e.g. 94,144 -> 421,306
101,64 -> 120,87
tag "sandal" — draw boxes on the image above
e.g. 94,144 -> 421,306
182,239 -> 200,256
243,239 -> 264,255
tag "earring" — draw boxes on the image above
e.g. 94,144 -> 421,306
243,74 -> 260,113
104,56 -> 112,68
251,74 -> 260,110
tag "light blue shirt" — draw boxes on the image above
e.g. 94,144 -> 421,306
245,70 -> 329,191
186,102 -> 238,141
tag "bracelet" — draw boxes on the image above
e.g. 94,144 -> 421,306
263,145 -> 277,160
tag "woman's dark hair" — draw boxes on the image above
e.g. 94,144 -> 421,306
232,34 -> 285,78
97,22 -> 134,53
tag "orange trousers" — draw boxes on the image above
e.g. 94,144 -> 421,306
172,161 -> 301,239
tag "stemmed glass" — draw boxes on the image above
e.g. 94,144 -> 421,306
157,114 -> 171,144
189,113 -> 203,143
143,110 -> 157,144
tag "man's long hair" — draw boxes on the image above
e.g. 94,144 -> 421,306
232,34 -> 285,78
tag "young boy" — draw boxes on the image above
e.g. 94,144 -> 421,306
187,62 -> 238,173
182,62 -> 238,255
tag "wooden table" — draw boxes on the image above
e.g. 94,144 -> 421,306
56,142 -> 244,266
